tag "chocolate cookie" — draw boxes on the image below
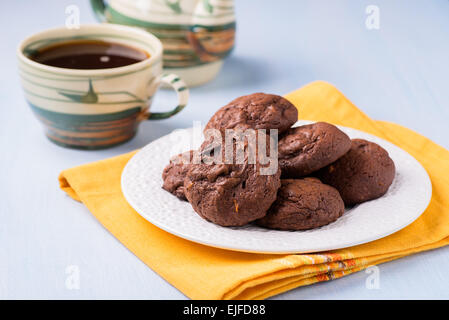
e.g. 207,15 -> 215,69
278,122 -> 351,177
184,132 -> 281,227
204,93 -> 298,134
256,178 -> 345,230
317,139 -> 395,205
162,150 -> 195,200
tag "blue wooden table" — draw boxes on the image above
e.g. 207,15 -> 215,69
1,0 -> 448,299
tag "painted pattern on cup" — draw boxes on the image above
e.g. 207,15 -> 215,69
18,25 -> 188,149
91,0 -> 235,85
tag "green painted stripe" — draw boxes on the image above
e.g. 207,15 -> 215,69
108,5 -> 234,21
190,23 -> 236,32
170,77 -> 181,83
163,58 -> 199,62
23,88 -> 144,105
145,28 -> 188,35
49,129 -> 133,141
48,123 -> 134,133
178,86 -> 187,92
20,74 -> 146,102
107,6 -> 235,31
150,32 -> 187,40
46,135 -> 135,150
29,102 -> 141,130
163,63 -> 203,68
163,49 -> 196,55
163,57 -> 197,62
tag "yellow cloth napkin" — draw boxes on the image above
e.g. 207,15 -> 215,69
59,81 -> 449,300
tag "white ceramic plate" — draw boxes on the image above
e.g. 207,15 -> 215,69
121,121 -> 432,254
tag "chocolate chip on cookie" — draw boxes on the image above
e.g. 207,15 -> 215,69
256,178 -> 345,230
162,150 -> 195,200
317,139 -> 395,205
184,132 -> 281,227
278,122 -> 351,178
204,93 -> 298,134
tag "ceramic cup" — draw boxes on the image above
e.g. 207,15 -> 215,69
90,0 -> 236,87
17,24 -> 189,149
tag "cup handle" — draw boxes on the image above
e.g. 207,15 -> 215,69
146,74 -> 189,120
90,0 -> 107,22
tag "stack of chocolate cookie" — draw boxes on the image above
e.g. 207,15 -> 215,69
162,93 -> 395,230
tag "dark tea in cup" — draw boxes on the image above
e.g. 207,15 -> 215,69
18,24 -> 188,149
28,40 -> 149,70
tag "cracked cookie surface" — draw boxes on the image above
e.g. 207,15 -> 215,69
162,150 -> 195,200
317,139 -> 396,205
278,122 -> 351,177
256,178 -> 345,230
204,93 -> 298,134
184,133 -> 281,227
